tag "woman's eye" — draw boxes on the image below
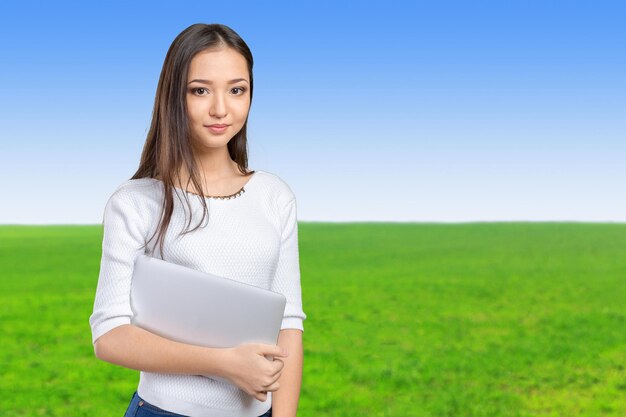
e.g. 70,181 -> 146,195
191,87 -> 245,96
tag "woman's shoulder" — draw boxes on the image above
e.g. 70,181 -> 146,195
106,177 -> 163,207
100,178 -> 162,225
112,177 -> 160,194
254,170 -> 296,202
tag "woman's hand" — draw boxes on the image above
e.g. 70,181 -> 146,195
222,343 -> 289,401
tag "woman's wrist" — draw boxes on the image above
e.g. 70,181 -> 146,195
201,346 -> 232,378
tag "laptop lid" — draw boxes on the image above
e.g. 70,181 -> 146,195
130,254 -> 287,351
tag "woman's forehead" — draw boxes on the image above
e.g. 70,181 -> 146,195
188,48 -> 248,81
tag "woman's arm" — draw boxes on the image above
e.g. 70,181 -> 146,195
94,324 -> 230,376
271,329 -> 304,417
94,323 -> 288,401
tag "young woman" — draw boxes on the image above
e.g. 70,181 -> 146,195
89,23 -> 306,417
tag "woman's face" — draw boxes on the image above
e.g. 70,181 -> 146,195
186,47 -> 251,152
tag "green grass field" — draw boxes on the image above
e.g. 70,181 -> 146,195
1,223 -> 625,416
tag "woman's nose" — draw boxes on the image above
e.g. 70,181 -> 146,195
209,93 -> 227,118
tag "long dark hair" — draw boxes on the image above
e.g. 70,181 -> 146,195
130,23 -> 255,258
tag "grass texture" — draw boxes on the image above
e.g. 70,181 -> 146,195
0,222 -> 625,416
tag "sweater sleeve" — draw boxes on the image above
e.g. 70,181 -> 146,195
89,189 -> 147,345
271,197 -> 307,332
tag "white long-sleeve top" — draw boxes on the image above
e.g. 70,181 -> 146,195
89,170 -> 306,417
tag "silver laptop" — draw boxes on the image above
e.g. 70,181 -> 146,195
130,254 -> 286,377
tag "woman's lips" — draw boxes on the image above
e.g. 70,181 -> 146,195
206,124 -> 229,133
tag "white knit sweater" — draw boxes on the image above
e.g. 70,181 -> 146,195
89,170 -> 306,417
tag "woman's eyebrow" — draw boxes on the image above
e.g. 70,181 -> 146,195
188,78 -> 249,85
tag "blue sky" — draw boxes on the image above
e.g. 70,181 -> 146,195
1,1 -> 624,223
